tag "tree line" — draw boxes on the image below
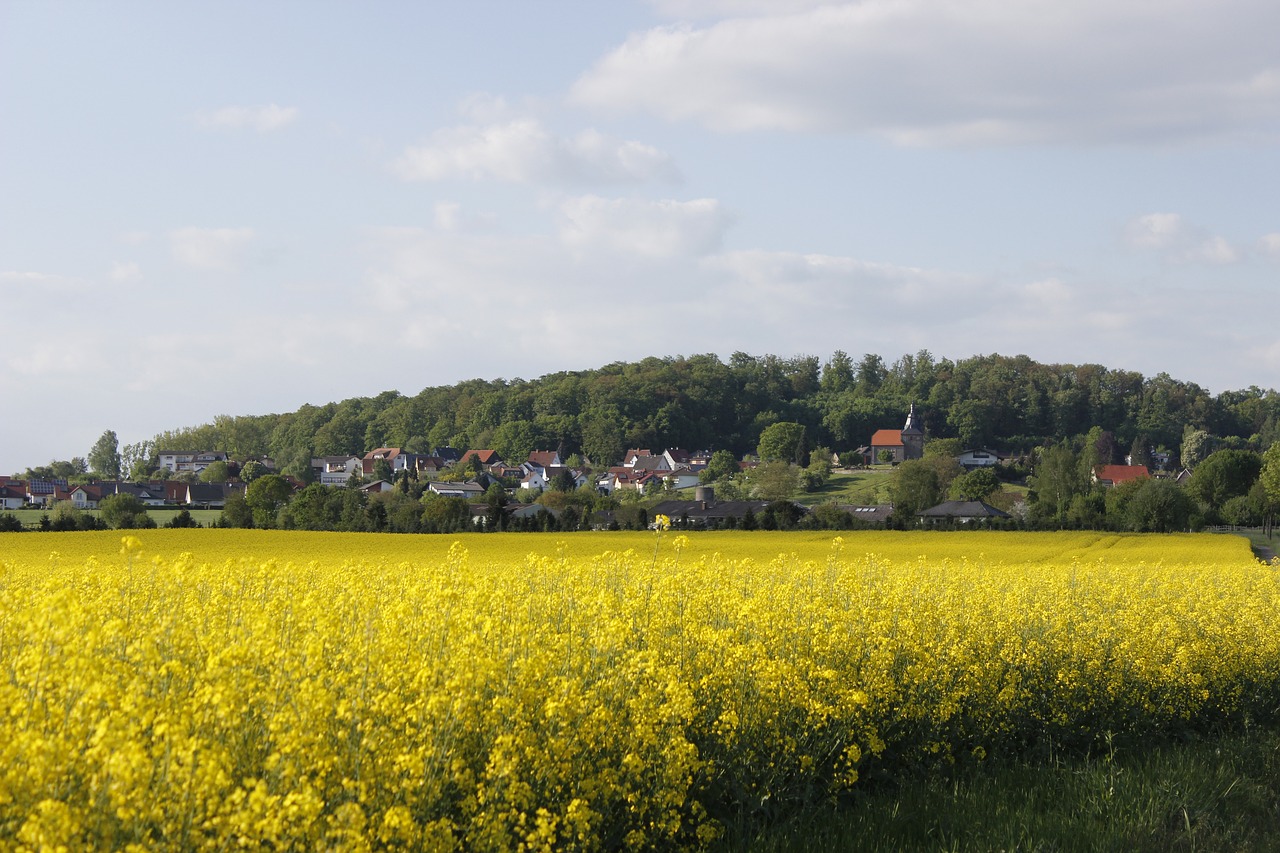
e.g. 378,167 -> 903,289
137,351 -> 1278,481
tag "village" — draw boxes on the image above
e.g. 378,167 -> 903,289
0,406 -> 1165,530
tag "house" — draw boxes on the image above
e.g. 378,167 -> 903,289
597,467 -> 667,495
917,500 -> 1011,525
837,504 -> 895,525
312,456 -> 363,486
663,448 -> 707,470
0,482 -> 26,510
70,483 -> 107,509
867,404 -> 925,464
27,479 -> 68,506
1092,465 -> 1150,487
362,448 -> 421,476
956,448 -> 1004,470
414,456 -> 448,476
427,481 -> 487,499
520,468 -> 550,491
157,450 -> 229,474
622,449 -> 654,468
71,481 -> 169,509
628,455 -> 672,473
648,492 -> 794,529
184,482 -> 244,509
459,449 -> 504,470
525,450 -> 562,472
432,447 -> 463,467
119,482 -> 168,506
662,467 -> 702,491
359,480 -> 396,495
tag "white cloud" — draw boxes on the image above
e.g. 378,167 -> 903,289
195,103 -> 299,132
645,0 -> 834,17
1258,233 -> 1280,258
109,261 -> 141,282
394,119 -> 679,185
169,227 -> 255,271
0,270 -> 85,291
1183,236 -> 1239,265
558,196 -> 730,258
1125,213 -> 1184,250
1124,213 -> 1245,265
572,0 -> 1280,145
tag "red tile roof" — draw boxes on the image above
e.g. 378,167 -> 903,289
1094,464 -> 1149,485
870,429 -> 904,447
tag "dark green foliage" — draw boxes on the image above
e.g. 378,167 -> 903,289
949,468 -> 1001,502
1125,478 -> 1196,532
1186,449 -> 1263,521
144,352 -> 1280,490
220,493 -> 254,528
165,509 -> 200,529
99,493 -> 152,529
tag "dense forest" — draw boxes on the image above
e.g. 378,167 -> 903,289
146,351 -> 1280,478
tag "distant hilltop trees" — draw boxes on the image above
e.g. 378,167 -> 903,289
108,351 -> 1280,482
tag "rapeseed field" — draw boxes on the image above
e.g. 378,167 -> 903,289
0,529 -> 1273,850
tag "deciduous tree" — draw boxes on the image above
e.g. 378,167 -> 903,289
88,430 -> 121,479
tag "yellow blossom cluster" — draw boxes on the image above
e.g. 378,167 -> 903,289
0,529 -> 1273,850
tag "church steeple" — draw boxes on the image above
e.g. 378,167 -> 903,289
900,403 -> 924,460
902,402 -> 923,435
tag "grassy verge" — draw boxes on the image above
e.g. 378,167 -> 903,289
729,727 -> 1280,852
793,469 -> 896,506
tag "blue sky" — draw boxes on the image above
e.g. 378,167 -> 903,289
3,0 -> 1279,474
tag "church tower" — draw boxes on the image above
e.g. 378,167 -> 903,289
901,403 -> 924,460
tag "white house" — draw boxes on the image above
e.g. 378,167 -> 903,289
956,448 -> 1004,470
312,455 -> 362,486
157,450 -> 229,474
0,483 -> 25,510
662,467 -> 702,491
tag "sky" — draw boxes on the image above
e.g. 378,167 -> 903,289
3,0 -> 1280,474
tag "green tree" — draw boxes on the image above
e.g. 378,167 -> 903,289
749,460 -> 801,501
245,475 -> 291,528
924,437 -> 964,459
801,445 -> 833,491
1180,427 -> 1211,470
1125,478 -> 1194,532
99,493 -> 152,529
166,509 -> 200,529
699,450 -> 740,484
88,430 -> 122,479
121,441 -> 155,481
1029,441 -> 1086,526
199,461 -> 230,483
950,468 -> 1001,502
757,422 -> 807,464
890,459 -> 942,522
239,460 -> 267,483
1185,449 -> 1262,521
371,459 -> 394,483
1259,443 -> 1280,536
220,492 -> 254,528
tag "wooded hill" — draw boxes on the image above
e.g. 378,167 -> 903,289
151,351 -> 1280,478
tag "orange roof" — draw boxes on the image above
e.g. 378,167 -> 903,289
870,429 -> 903,447
1094,464 -> 1149,484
